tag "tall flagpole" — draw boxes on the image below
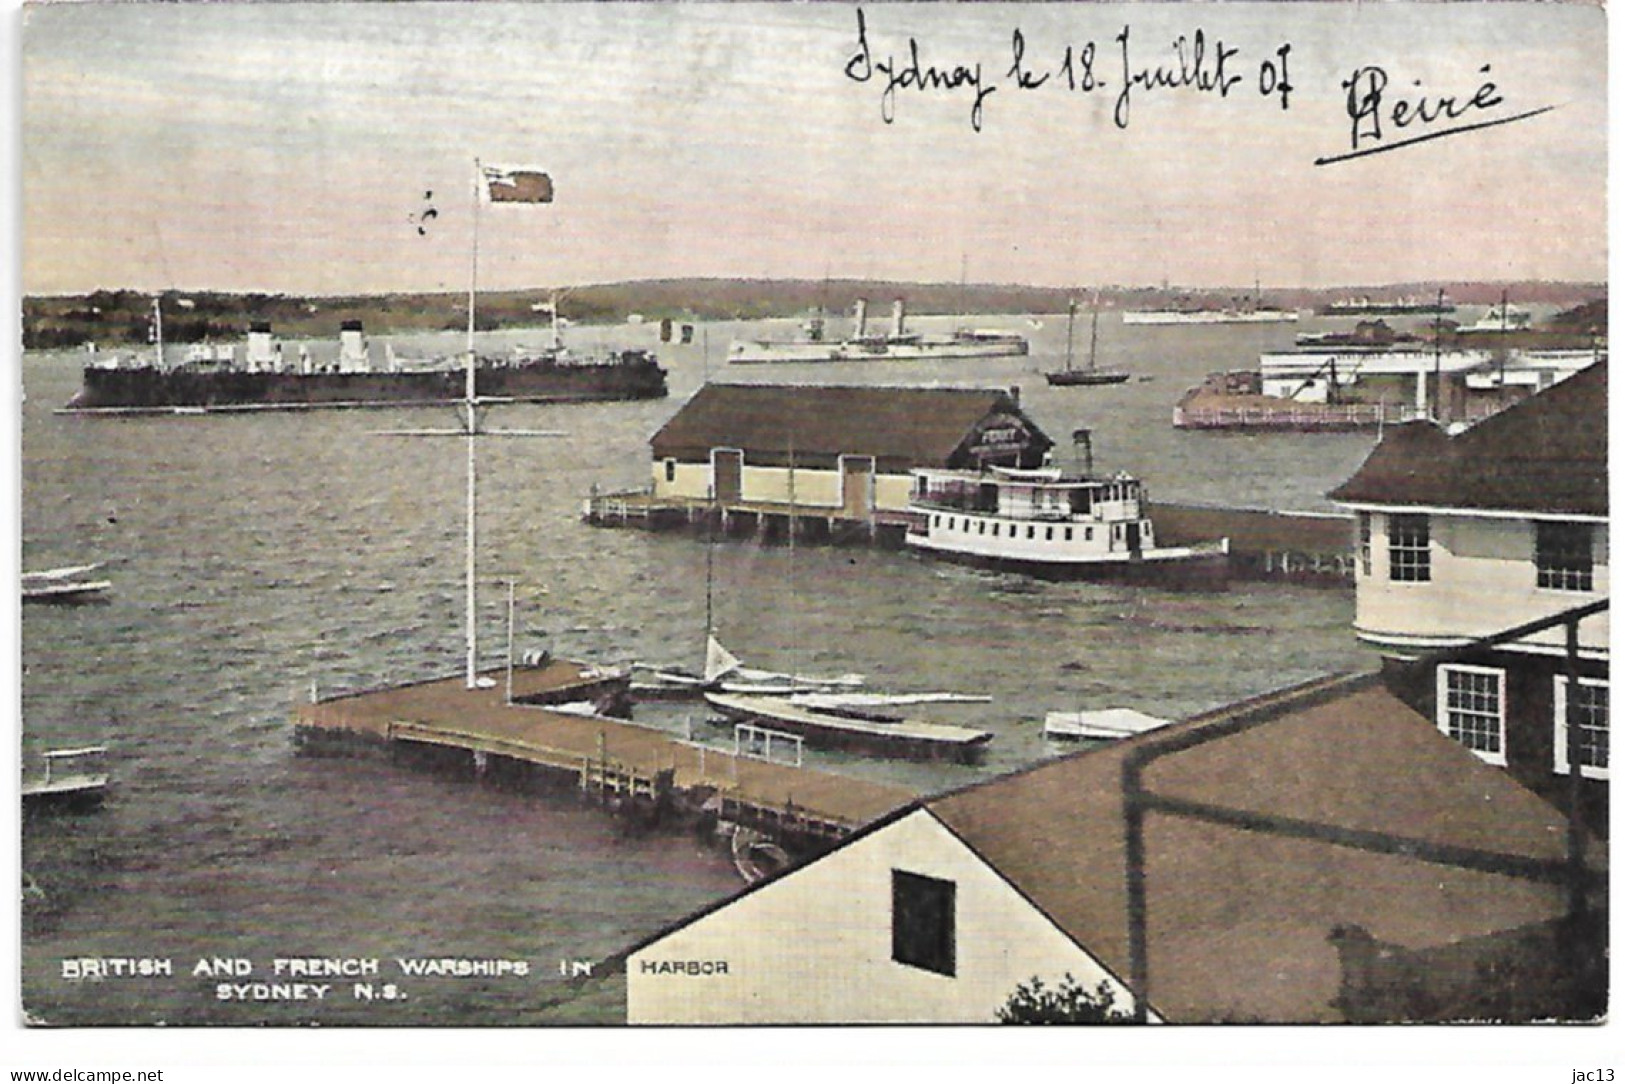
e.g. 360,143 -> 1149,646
465,158 -> 482,689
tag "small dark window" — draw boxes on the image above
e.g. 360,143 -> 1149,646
664,459 -> 676,483
892,870 -> 955,977
1389,514 -> 1430,582
1357,512 -> 1371,576
1536,522 -> 1594,592
1064,527 -> 1073,542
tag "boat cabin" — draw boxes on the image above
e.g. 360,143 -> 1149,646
908,466 -> 1157,554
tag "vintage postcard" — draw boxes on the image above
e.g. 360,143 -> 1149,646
14,0 -> 1611,1074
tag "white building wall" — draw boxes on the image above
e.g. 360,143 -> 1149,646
626,809 -> 1137,1025
741,466 -> 840,507
652,460 -> 714,501
874,474 -> 914,513
1356,512 -> 1609,655
650,459 -> 915,513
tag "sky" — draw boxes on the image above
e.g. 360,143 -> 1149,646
20,2 -> 1609,296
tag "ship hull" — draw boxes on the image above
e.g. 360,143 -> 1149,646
1045,370 -> 1131,386
729,336 -> 1028,365
62,355 -> 667,413
906,534 -> 1231,590
1121,310 -> 1298,326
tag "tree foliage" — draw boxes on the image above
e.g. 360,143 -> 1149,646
997,973 -> 1134,1024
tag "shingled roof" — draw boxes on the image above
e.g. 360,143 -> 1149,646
926,672 -> 1602,1023
1328,361 -> 1606,516
648,383 -> 1050,470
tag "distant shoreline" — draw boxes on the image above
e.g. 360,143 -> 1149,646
22,278 -> 1606,349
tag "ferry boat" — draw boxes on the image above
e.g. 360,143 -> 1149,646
728,299 -> 1028,364
62,302 -> 667,414
904,464 -> 1229,586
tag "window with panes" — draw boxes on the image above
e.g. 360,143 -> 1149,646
1389,514 -> 1430,582
1554,676 -> 1609,780
1535,522 -> 1594,592
1437,664 -> 1505,764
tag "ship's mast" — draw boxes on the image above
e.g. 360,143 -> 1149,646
1087,294 -> 1101,374
465,159 -> 482,689
1064,298 -> 1077,373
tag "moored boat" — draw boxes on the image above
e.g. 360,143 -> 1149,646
905,463 -> 1230,588
1316,295 -> 1456,317
62,302 -> 667,414
1463,297 -> 1534,333
704,692 -> 992,762
23,563 -> 111,604
1121,308 -> 1298,326
1046,297 -> 1130,386
22,746 -> 111,811
1044,708 -> 1173,741
729,298 -> 1028,364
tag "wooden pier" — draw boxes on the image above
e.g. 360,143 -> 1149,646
582,490 -> 909,548
586,489 -> 1355,587
294,660 -> 915,849
1149,502 -> 1356,586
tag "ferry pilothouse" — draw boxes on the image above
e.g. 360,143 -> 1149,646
905,465 -> 1230,587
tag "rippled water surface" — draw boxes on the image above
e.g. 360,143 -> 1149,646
21,312 -> 1383,1025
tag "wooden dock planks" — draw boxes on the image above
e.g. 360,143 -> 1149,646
296,664 -> 915,833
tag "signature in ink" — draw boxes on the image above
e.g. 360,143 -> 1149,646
1317,64 -> 1554,166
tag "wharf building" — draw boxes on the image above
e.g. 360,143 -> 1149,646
585,383 -> 1053,540
624,673 -> 1604,1024
1329,361 -> 1609,833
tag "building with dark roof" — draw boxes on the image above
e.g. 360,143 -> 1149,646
1329,361 -> 1608,829
644,383 -> 1051,520
625,673 -> 1604,1024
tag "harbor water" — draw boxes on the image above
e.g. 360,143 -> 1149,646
21,311 -> 1384,1025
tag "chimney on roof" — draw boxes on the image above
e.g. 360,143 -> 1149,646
892,299 -> 906,337
1007,385 -> 1020,406
853,298 -> 868,338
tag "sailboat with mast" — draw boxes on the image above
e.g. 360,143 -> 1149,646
633,479 -> 865,699
1046,296 -> 1130,386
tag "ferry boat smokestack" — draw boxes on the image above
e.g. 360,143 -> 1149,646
892,299 -> 906,337
1072,427 -> 1093,475
853,299 -> 868,338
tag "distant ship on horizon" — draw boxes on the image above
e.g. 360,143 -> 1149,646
62,300 -> 667,414
728,298 -> 1029,364
1122,290 -> 1298,326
